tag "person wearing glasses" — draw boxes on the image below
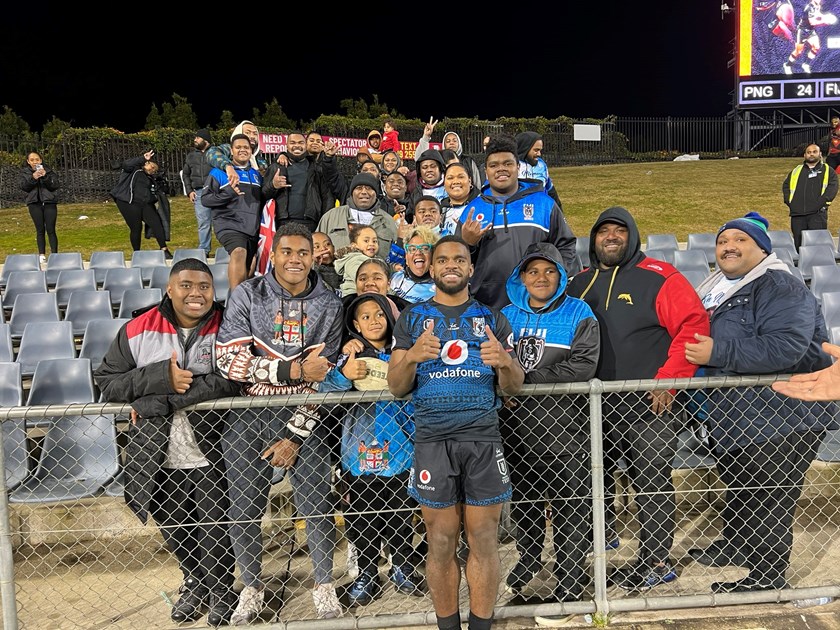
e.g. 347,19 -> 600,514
390,225 -> 439,303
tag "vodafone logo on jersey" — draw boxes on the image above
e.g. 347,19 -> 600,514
441,340 -> 468,365
419,469 -> 432,484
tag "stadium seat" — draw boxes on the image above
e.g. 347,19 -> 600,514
680,269 -> 710,288
209,263 -> 230,303
0,362 -> 28,491
0,254 -> 40,289
27,357 -> 96,407
44,252 -> 84,287
102,267 -> 144,307
673,249 -> 710,275
9,292 -> 60,339
810,264 -> 840,305
798,245 -> 837,282
645,233 -> 679,252
672,426 -> 716,469
575,236 -> 590,269
686,232 -> 717,269
54,269 -> 97,309
821,291 -> 840,330
117,288 -> 161,319
64,290 -> 113,337
79,318 -> 129,372
785,262 -> 806,286
15,320 -> 76,378
172,248 -> 208,264
768,230 -> 799,261
0,323 -> 13,362
2,270 -> 48,312
8,412 -> 119,503
830,325 -> 840,345
89,251 -> 126,287
213,247 -> 230,264
774,247 -> 796,268
148,265 -> 170,292
130,250 -> 167,285
801,228 -> 838,257
644,248 -> 675,265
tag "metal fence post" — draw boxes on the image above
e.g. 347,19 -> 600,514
587,379 -> 609,620
0,421 -> 20,630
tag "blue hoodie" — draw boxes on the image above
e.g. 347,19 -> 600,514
501,242 -> 600,457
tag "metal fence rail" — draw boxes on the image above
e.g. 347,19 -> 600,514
1,376 -> 838,629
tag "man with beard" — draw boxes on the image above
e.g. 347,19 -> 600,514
514,131 -> 562,206
782,143 -> 838,249
388,236 -> 524,630
182,129 -> 214,256
317,173 -> 398,257
262,131 -> 345,232
566,206 -> 708,593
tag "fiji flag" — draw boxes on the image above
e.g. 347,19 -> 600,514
256,199 -> 276,276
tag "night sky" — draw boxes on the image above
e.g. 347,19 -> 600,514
2,4 -> 737,133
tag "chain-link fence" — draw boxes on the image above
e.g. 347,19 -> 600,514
1,377 -> 839,629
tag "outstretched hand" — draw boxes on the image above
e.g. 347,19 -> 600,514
423,116 -> 439,138
772,341 -> 840,401
460,208 -> 491,246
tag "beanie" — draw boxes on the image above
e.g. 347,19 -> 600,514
195,129 -> 212,144
716,211 -> 772,253
350,173 -> 380,192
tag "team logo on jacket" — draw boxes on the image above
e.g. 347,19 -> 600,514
441,340 -> 469,365
471,317 -> 486,337
617,293 -> 634,306
516,336 -> 545,371
523,204 -> 534,220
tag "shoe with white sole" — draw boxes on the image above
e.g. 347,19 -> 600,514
230,585 -> 265,626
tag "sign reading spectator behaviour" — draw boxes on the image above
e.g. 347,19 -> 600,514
258,133 -> 439,160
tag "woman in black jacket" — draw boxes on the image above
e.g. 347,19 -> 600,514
19,151 -> 60,263
110,150 -> 172,257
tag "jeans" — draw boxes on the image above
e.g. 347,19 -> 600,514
194,189 -> 212,253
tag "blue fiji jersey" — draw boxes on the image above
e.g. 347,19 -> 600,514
392,299 -> 513,442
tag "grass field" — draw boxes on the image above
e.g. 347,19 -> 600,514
1,157 -> 838,261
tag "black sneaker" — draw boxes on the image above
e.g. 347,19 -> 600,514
389,564 -> 426,596
347,570 -> 382,606
688,540 -> 748,568
163,248 -> 173,260
615,561 -> 677,592
505,560 -> 539,594
170,576 -> 209,622
206,587 -> 238,627
711,575 -> 788,593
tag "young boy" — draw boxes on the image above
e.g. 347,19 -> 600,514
320,293 -> 425,606
313,231 -> 341,292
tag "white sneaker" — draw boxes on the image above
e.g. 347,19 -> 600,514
230,585 -> 265,626
312,582 -> 343,620
39,255 -> 46,264
346,541 -> 359,579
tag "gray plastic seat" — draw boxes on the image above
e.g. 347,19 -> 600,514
830,325 -> 840,345
45,252 -> 84,287
646,233 -> 679,252
9,292 -> 60,339
102,267 -> 144,307
821,291 -> 840,329
2,270 -> 48,312
769,230 -> 799,260
8,412 -> 119,504
680,269 -> 710,289
644,248 -> 675,265
27,357 -> 96,407
801,228 -> 837,255
79,319 -> 129,371
213,247 -> 230,264
130,250 -> 167,285
810,265 -> 840,305
117,288 -> 161,319
673,249 -> 710,274
0,362 -> 28,491
15,321 -> 76,378
785,262 -> 806,286
0,323 -> 13,362
89,251 -> 126,287
209,263 -> 230,303
54,269 -> 97,308
575,236 -> 590,269
148,265 -> 170,292
0,254 -> 40,289
172,249 -> 207,264
686,232 -> 717,268
64,290 -> 113,336
774,247 -> 796,267
798,245 -> 837,282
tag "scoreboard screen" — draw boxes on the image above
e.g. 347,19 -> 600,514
738,0 -> 840,107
